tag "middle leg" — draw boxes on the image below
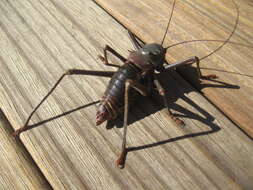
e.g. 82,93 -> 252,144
116,79 -> 148,168
154,77 -> 185,126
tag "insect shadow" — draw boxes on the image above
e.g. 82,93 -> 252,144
176,65 -> 241,90
107,69 -> 223,130
199,67 -> 253,79
22,100 -> 100,131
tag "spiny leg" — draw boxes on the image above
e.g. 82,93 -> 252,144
13,69 -> 115,137
164,56 -> 203,70
98,45 -> 127,67
116,79 -> 148,168
164,56 -> 218,80
153,78 -> 185,126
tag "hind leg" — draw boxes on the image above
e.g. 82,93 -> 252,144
13,69 -> 115,137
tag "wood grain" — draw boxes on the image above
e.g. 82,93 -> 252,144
0,109 -> 51,189
0,0 -> 252,189
94,0 -> 253,137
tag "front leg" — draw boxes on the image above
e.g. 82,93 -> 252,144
98,45 -> 127,67
128,30 -> 143,50
164,56 -> 218,80
195,57 -> 218,80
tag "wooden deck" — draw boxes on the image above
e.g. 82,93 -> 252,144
0,0 -> 252,189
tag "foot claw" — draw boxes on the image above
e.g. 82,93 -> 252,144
115,159 -> 124,169
174,118 -> 185,127
201,74 -> 218,80
12,128 -> 22,137
98,55 -> 105,62
115,149 -> 127,169
168,113 -> 185,127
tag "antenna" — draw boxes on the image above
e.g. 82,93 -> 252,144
199,0 -> 239,61
160,0 -> 176,47
165,0 -> 240,61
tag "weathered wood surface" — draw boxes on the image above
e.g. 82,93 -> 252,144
94,0 -> 253,137
0,0 -> 252,189
0,109 -> 51,189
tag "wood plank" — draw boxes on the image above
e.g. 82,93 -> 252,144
94,0 -> 253,137
0,109 -> 51,189
0,0 -> 252,189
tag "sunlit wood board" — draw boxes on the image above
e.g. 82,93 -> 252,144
94,0 -> 253,137
0,0 -> 252,189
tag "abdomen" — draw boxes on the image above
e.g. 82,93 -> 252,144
98,63 -> 141,121
105,63 -> 140,102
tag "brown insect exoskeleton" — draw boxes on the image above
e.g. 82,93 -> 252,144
13,0 -> 241,168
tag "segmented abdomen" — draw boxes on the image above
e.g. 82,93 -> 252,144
100,63 -> 141,118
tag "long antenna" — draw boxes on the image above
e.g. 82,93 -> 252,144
165,0 -> 240,61
165,39 -> 253,49
161,0 -> 176,46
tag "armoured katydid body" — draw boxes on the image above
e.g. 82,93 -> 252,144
96,43 -> 166,126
